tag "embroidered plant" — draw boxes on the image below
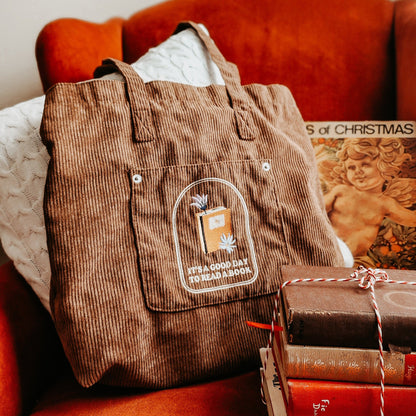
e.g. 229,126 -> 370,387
219,233 -> 237,254
190,194 -> 208,211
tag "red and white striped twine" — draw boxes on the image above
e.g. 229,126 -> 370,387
261,265 -> 416,416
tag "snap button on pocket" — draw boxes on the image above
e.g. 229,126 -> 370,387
262,162 -> 271,172
133,174 -> 143,184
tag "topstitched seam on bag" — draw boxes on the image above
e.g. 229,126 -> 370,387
47,82 -> 255,108
136,290 -> 280,313
267,173 -> 291,265
128,159 -> 272,173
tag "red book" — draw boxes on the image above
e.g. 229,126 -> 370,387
285,378 -> 416,416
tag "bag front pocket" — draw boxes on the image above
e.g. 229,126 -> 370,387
130,159 -> 289,312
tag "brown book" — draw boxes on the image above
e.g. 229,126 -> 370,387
281,265 -> 416,349
274,304 -> 416,385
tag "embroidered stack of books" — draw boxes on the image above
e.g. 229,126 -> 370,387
261,265 -> 416,416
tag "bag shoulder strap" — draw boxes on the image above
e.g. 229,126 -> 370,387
175,22 -> 256,141
95,59 -> 155,143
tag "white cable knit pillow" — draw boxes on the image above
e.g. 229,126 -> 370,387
0,27 -> 224,313
0,95 -> 50,309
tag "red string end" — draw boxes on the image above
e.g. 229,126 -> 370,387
246,321 -> 283,332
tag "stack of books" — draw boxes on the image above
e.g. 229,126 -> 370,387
260,265 -> 416,416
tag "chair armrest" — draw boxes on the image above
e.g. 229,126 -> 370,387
0,261 -> 64,415
395,0 -> 416,120
35,17 -> 124,91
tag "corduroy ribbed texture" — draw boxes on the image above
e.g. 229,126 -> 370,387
41,22 -> 344,389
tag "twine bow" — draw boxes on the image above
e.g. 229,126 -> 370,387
356,265 -> 390,289
260,266 -> 415,416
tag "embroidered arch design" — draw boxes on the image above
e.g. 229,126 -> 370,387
172,177 -> 259,294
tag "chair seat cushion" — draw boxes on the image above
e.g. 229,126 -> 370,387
31,368 -> 267,416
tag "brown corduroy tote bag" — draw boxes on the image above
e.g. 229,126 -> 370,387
41,22 -> 344,388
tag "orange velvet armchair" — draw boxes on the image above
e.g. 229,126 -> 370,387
2,0 -> 416,414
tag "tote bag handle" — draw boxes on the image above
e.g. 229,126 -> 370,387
175,22 -> 256,141
94,22 -> 256,142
